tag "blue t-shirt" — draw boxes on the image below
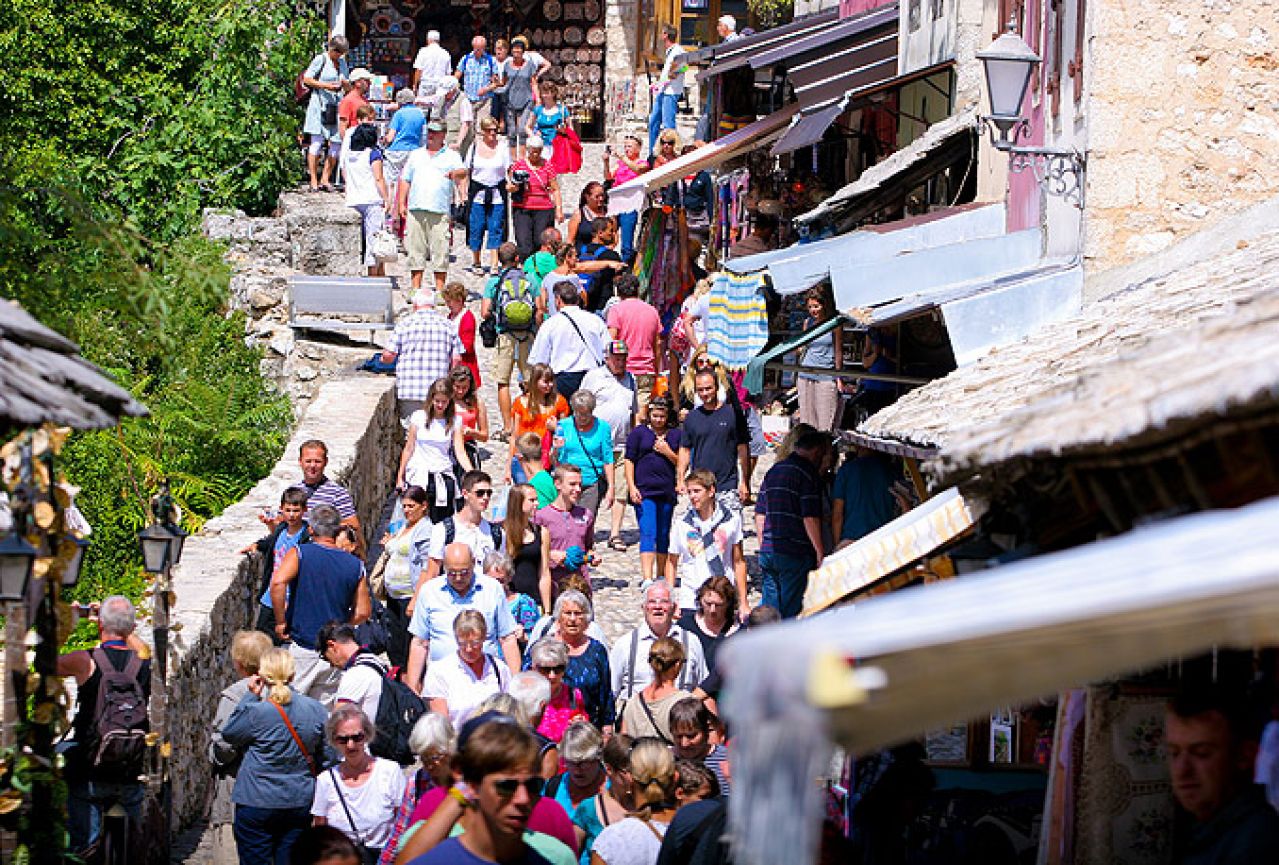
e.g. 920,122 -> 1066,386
408,837 -> 552,865
534,105 -> 570,146
286,544 -> 363,649
555,418 -> 613,488
831,454 -> 898,542
388,104 -> 426,152
259,525 -> 306,608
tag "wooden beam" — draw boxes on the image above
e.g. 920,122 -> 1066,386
904,458 -> 930,501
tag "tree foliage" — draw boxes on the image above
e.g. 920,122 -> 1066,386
0,0 -> 323,611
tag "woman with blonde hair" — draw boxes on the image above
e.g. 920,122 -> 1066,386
398,378 -> 472,522
588,738 -> 678,865
617,637 -> 692,743
221,647 -> 328,864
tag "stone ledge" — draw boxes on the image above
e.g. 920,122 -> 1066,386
163,376 -> 399,831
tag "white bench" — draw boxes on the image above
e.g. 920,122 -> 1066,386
287,276 -> 398,343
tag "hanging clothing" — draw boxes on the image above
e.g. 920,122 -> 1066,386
705,271 -> 769,370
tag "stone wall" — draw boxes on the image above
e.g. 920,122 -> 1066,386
1084,2 -> 1279,267
203,192 -> 377,412
163,377 -> 399,833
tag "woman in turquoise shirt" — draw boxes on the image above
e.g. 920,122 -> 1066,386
553,389 -> 613,518
531,81 -> 572,147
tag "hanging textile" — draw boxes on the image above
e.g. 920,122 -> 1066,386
635,205 -> 694,324
705,271 -> 769,371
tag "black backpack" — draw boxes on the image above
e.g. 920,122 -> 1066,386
89,648 -> 149,781
442,517 -> 504,552
357,658 -> 427,765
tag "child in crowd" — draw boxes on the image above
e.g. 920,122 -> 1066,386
487,550 -> 539,649
243,486 -> 311,641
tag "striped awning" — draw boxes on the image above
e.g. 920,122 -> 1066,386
802,486 -> 987,616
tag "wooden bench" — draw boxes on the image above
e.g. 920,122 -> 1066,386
287,276 -> 399,344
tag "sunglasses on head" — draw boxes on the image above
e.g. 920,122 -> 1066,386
493,776 -> 545,798
335,732 -> 367,745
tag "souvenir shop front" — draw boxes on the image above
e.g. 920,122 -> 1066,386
329,0 -> 610,139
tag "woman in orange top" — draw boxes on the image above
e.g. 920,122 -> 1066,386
506,362 -> 569,484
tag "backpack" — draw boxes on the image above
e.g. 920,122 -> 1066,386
494,268 -> 537,336
88,648 -> 149,781
357,658 -> 427,765
442,516 -> 504,552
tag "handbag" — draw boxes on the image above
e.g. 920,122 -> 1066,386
367,548 -> 391,601
271,702 -> 318,776
478,314 -> 498,348
452,143 -> 478,227
329,767 -> 380,865
371,230 -> 398,264
321,102 -> 338,127
355,591 -> 391,656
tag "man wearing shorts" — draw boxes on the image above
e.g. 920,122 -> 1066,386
481,242 -> 542,439
398,120 -> 467,292
581,341 -> 638,551
607,273 -> 663,419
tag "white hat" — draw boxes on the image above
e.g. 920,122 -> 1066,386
410,290 -> 436,309
350,67 -> 374,83
526,133 -> 545,150
427,29 -> 441,42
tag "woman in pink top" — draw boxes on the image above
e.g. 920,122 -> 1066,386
604,134 -> 647,263
508,134 -> 561,259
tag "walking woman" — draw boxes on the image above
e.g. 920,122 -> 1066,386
441,282 -> 480,387
504,483 -> 545,602
531,81 -> 572,149
798,285 -> 842,431
449,365 -> 489,476
508,134 -> 562,260
221,648 -> 328,864
310,705 -> 405,861
379,485 -> 432,668
398,379 -> 473,522
617,638 -> 691,743
465,116 -> 511,273
301,35 -> 350,192
552,390 -> 614,519
505,363 -> 569,484
501,36 -> 539,159
589,738 -> 678,865
623,395 -> 681,589
572,734 -> 635,864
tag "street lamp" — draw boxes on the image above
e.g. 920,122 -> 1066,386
60,534 -> 89,588
138,523 -> 177,574
976,20 -> 1087,208
0,532 -> 36,602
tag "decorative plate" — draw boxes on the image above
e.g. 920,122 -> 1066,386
549,30 -> 561,46
372,13 -> 392,32
576,47 -> 590,62
587,64 -> 601,83
583,0 -> 600,19
545,0 -> 561,19
565,65 -> 580,83
400,18 -> 415,33
533,27 -> 543,43
589,47 -> 602,62
565,2 -> 584,19
564,26 -> 584,45
586,26 -> 606,46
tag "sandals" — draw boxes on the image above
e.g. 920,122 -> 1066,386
492,429 -> 510,443
608,537 -> 627,552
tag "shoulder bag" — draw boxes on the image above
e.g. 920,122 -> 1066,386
636,691 -> 674,746
271,701 -> 318,776
329,767 -> 379,865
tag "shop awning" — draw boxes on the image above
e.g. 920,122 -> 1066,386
802,487 -> 988,616
693,11 -> 841,80
748,5 -> 898,71
785,29 -> 899,105
797,107 -> 979,231
742,314 -> 846,394
606,103 -> 802,215
721,494 -> 1279,865
771,102 -> 848,156
682,10 -> 839,67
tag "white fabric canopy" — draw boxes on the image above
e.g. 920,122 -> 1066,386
721,495 -> 1279,865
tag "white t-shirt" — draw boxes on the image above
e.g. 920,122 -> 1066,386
668,506 -> 742,611
421,652 -> 508,726
580,366 -> 637,450
465,142 -> 512,188
336,657 -> 384,723
311,757 -> 406,849
528,307 -> 609,374
414,43 -> 454,82
340,129 -> 384,208
658,43 -> 685,97
406,412 -> 460,482
427,517 -> 499,579
592,817 -> 669,865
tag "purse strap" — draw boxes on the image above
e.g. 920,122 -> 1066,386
637,691 -> 673,746
330,766 -> 369,848
271,700 -> 318,776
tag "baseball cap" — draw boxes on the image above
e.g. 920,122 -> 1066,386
606,340 -> 629,356
349,68 -> 374,82
426,120 -> 446,133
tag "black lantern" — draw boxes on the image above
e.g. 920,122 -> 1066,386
0,532 -> 37,602
138,523 -> 177,574
61,534 -> 89,587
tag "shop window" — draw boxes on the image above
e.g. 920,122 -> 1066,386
639,0 -> 682,70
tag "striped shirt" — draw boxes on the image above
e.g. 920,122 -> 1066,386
300,477 -> 356,519
704,743 -> 731,796
457,51 -> 497,102
757,453 -> 822,557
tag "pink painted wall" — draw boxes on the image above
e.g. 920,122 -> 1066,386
1006,0 -> 1045,232
840,0 -> 895,19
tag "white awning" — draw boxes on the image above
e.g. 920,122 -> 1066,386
606,104 -> 801,215
721,495 -> 1279,865
802,487 -> 987,616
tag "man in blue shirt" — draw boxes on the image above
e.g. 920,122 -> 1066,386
383,88 -> 425,220
455,35 -> 498,131
757,429 -> 831,618
405,542 -> 521,694
831,447 -> 899,547
398,121 -> 467,292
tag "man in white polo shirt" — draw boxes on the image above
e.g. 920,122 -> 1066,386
528,279 -> 609,398
398,120 -> 466,292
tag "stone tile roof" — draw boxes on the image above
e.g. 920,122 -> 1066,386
0,300 -> 148,429
858,226 -> 1279,486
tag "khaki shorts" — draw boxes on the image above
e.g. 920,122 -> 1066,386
406,209 -> 450,272
613,451 -> 628,502
634,374 -> 657,416
492,331 -> 533,385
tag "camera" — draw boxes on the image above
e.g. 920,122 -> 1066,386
511,168 -> 530,204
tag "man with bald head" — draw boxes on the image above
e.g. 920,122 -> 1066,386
609,579 -> 707,709
405,541 -> 520,694
456,34 -> 498,133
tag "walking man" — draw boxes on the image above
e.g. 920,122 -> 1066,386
381,289 -> 463,420
397,120 -> 467,292
609,580 -> 707,706
607,273 -> 663,416
581,341 -> 638,550
482,242 -> 542,439
456,35 -> 498,132
648,26 -> 685,154
677,369 -> 750,515
528,280 -> 608,398
756,428 -> 830,618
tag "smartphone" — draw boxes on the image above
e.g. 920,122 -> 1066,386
605,144 -> 613,155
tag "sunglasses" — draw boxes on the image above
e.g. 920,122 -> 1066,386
536,664 -> 566,675
446,568 -> 474,578
335,732 -> 367,745
493,776 -> 545,798
471,488 -> 494,497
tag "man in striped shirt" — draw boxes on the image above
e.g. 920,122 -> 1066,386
291,439 -> 363,557
757,429 -> 831,618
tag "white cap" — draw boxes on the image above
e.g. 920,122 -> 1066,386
526,133 -> 545,150
427,29 -> 441,42
349,67 -> 374,82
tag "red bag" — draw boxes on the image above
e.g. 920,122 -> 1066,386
294,71 -> 310,105
550,127 -> 583,175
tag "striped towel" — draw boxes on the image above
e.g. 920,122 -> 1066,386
706,271 -> 769,370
